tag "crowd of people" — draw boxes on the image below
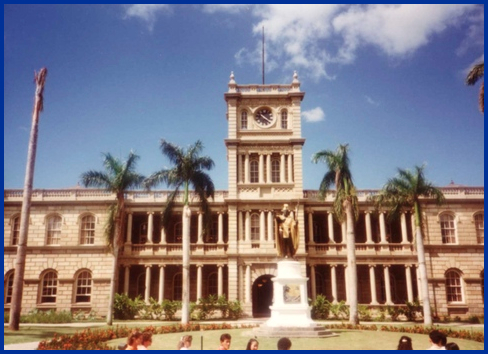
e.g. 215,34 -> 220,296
118,329 -> 459,350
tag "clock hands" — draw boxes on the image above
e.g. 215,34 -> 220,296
259,113 -> 272,123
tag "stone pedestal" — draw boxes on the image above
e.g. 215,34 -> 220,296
254,260 -> 337,338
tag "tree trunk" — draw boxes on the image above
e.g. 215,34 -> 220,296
9,68 -> 47,331
414,203 -> 432,325
345,201 -> 359,325
181,204 -> 191,324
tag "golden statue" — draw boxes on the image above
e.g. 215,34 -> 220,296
274,204 -> 299,258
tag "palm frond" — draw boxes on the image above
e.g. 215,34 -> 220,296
466,63 -> 484,86
161,187 -> 181,232
80,171 -> 112,189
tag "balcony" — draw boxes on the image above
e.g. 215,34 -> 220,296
122,242 -> 228,257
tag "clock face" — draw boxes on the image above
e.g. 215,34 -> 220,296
255,108 -> 274,126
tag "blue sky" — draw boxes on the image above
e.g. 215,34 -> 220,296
4,4 -> 484,191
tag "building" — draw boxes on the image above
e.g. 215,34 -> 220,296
4,73 -> 484,320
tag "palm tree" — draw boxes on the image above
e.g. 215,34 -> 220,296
9,68 -> 48,331
466,62 -> 484,113
144,139 -> 215,325
80,151 -> 145,325
375,165 -> 444,325
312,144 -> 359,325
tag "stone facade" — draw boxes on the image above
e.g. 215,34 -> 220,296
4,73 -> 484,320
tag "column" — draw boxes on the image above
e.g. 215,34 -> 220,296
287,154 -> 293,183
331,265 -> 338,303
310,265 -> 317,301
245,211 -> 251,242
197,212 -> 203,244
218,212 -> 224,244
238,211 -> 244,241
244,154 -> 249,184
405,265 -> 414,302
145,265 -> 151,304
267,211 -> 273,242
196,265 -> 203,302
308,211 -> 315,244
147,212 -> 154,243
369,265 -> 378,305
328,212 -> 335,243
260,210 -> 266,242
365,212 -> 373,244
280,154 -> 285,182
218,265 -> 224,296
384,265 -> 393,305
379,212 -> 387,244
124,265 -> 130,295
126,213 -> 133,243
266,154 -> 271,183
158,265 -> 165,303
401,213 -> 409,244
160,225 -> 166,244
238,154 -> 243,183
259,154 -> 264,184
245,264 -> 251,303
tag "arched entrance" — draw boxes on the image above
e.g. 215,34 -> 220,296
252,275 -> 274,318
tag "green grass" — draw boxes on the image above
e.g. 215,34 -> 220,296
5,324 -> 484,350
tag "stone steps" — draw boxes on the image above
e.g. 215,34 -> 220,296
253,325 -> 339,338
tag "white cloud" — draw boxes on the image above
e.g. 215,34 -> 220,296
123,4 -> 171,31
204,4 -> 481,81
202,4 -> 251,14
302,107 -> 325,123
365,95 -> 379,106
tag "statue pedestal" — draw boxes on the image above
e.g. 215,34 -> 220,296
254,260 -> 337,338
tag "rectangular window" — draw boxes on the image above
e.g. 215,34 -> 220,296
446,272 -> 463,303
80,216 -> 95,245
475,213 -> 484,244
41,272 -> 57,303
75,272 -> 92,303
47,216 -> 62,245
440,215 -> 456,244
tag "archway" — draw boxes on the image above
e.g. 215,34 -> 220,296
252,274 -> 274,318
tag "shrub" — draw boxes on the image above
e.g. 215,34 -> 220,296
329,300 -> 349,320
227,300 -> 243,320
4,311 -> 10,323
358,305 -> 371,321
20,309 -> 73,324
161,299 -> 180,320
114,293 -> 143,320
311,295 -> 330,320
467,315 -> 481,324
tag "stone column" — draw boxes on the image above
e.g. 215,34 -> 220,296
379,212 -> 387,244
331,265 -> 338,303
384,265 -> 393,305
310,265 -> 317,301
124,265 -> 130,295
405,265 -> 414,302
238,211 -> 244,241
245,211 -> 251,242
280,154 -> 285,183
365,212 -> 373,244
147,212 -> 154,243
369,265 -> 378,305
158,265 -> 165,303
245,264 -> 252,303
328,212 -> 335,243
244,154 -> 249,184
196,265 -> 203,302
266,154 -> 271,183
287,154 -> 293,183
160,225 -> 166,244
218,212 -> 224,244
267,211 -> 273,242
308,211 -> 315,245
238,154 -> 243,183
218,264 -> 224,296
126,213 -> 133,243
401,213 -> 409,244
197,212 -> 203,244
145,265 -> 151,304
260,210 -> 266,242
259,154 -> 264,184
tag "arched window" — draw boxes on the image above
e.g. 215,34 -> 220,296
80,215 -> 95,245
440,213 -> 456,244
11,216 -> 20,246
241,111 -> 248,130
281,110 -> 288,129
208,273 -> 218,296
4,271 -> 14,304
174,222 -> 182,243
40,270 -> 58,303
74,270 -> 92,303
173,273 -> 182,301
250,213 -> 260,241
445,269 -> 463,303
250,160 -> 259,183
271,159 -> 280,183
46,215 -> 62,245
475,212 -> 484,244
